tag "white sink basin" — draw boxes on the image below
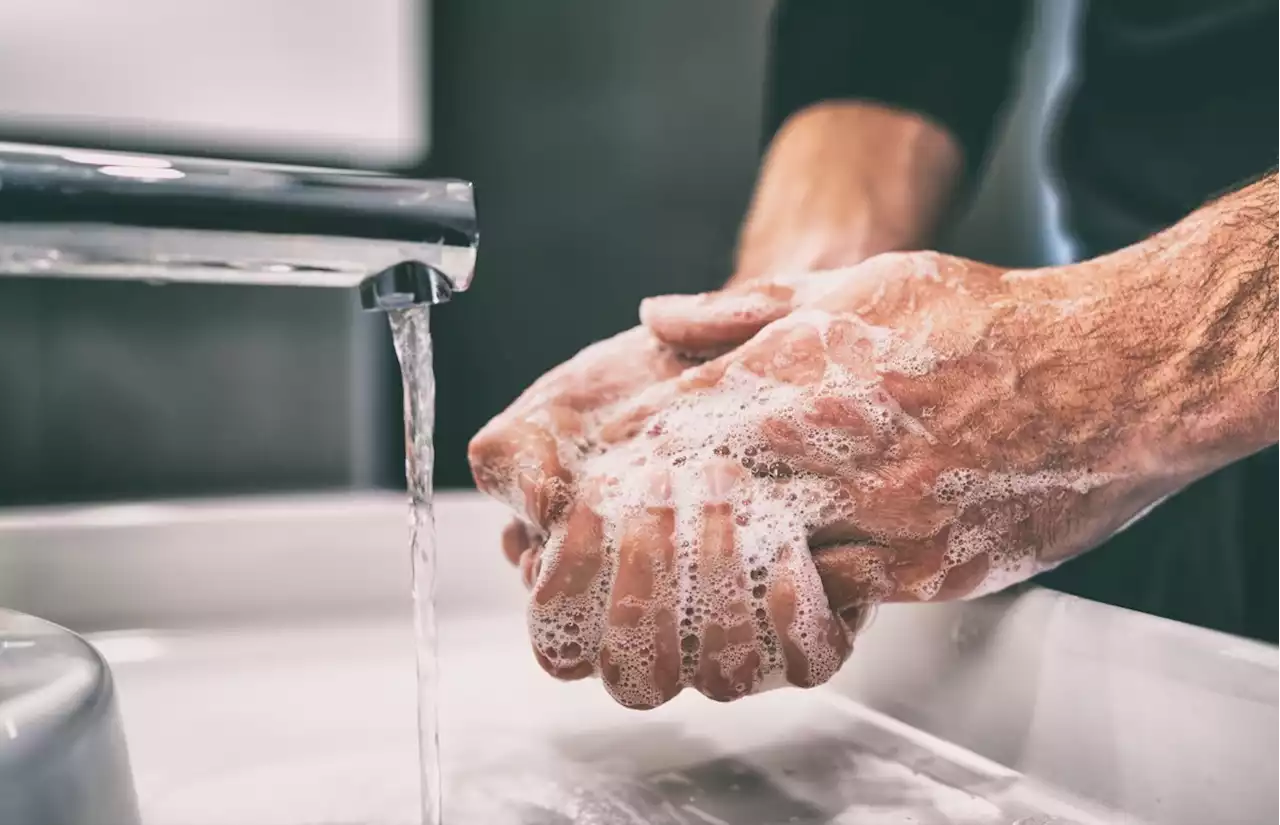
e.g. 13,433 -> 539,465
97,617 -> 1110,825
0,610 -> 139,824
1,492 -> 1275,824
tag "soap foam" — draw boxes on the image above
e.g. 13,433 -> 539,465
524,303 -> 1119,707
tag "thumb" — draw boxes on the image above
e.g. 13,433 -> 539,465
811,543 -> 899,615
639,282 -> 797,355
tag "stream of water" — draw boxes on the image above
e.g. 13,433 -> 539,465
389,306 -> 442,825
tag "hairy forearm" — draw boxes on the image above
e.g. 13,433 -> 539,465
733,102 -> 962,284
1020,173 -> 1278,480
1141,173 -> 1279,467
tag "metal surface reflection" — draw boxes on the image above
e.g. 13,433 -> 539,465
0,142 -> 478,308
0,610 -> 141,825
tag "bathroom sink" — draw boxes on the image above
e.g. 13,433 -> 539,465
0,610 -> 139,825
0,492 -> 1275,824
95,617 -> 1112,825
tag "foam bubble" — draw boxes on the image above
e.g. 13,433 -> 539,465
520,306 -> 1124,704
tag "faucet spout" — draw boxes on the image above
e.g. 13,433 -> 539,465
0,142 -> 477,309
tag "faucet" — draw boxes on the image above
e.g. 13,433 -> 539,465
0,142 -> 479,825
0,142 -> 477,310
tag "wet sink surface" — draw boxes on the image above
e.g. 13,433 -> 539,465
99,616 -> 1111,825
10,493 -> 1265,824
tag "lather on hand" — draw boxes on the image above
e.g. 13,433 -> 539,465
470,103 -> 959,597
467,327 -> 694,590
470,175 -> 1278,709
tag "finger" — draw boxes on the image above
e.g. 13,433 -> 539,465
501,519 -> 533,566
595,381 -> 676,445
932,550 -> 992,601
689,461 -> 761,703
468,418 -> 574,529
736,318 -> 829,386
497,327 -> 671,413
527,493 -> 611,681
595,318 -> 829,457
518,547 -> 541,590
640,283 -> 796,355
898,500 -> 1036,602
598,470 -> 683,709
817,454 -> 956,550
593,355 -> 735,448
886,532 -> 987,603
812,531 -> 993,607
811,543 -> 899,612
531,645 -> 593,681
538,326 -> 688,412
768,542 -> 852,689
517,529 -> 547,590
749,412 -> 879,480
469,328 -> 690,526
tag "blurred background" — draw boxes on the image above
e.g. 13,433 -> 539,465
0,0 -> 1078,504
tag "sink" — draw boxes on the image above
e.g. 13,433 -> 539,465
0,492 -> 1275,824
94,617 -> 1114,825
0,609 -> 139,825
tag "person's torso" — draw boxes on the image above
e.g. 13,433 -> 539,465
1055,0 -> 1277,254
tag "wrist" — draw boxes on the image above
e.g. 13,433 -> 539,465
733,102 -> 962,285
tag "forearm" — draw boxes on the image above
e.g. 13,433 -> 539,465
1019,174 -> 1278,480
733,102 -> 962,284
1139,173 -> 1279,468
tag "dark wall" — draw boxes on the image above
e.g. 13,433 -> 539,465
419,0 -> 1077,488
0,279 -> 367,504
419,0 -> 776,488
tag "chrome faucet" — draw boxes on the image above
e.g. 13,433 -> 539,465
0,142 -> 477,310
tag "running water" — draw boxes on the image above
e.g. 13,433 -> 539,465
389,306 -> 442,825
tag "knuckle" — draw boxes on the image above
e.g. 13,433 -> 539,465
466,426 -> 512,487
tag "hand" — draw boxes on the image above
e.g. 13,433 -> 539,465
636,251 -> 1200,611
474,171 -> 1280,709
464,101 -> 949,598
519,250 -> 1193,709
468,327 -> 692,583
469,326 -> 864,708
476,101 -> 958,628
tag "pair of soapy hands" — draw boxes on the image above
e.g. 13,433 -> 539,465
469,236 -> 1172,709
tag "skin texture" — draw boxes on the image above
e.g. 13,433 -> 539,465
468,327 -> 692,550
475,102 -> 958,610
466,98 -> 948,699
470,159 -> 1278,708
733,102 -> 962,285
